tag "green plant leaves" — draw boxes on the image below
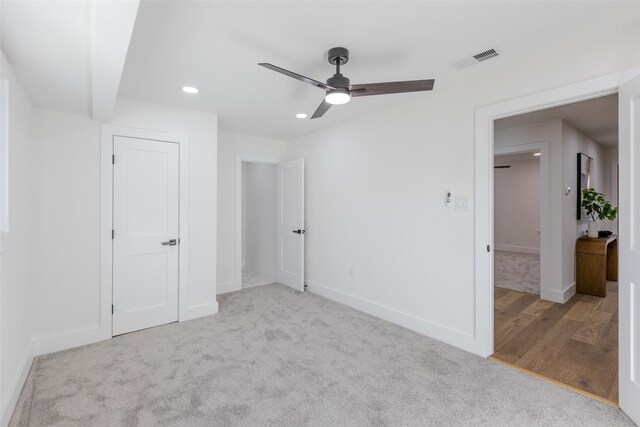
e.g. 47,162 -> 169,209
581,188 -> 618,222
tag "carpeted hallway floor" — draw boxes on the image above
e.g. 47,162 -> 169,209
10,284 -> 633,426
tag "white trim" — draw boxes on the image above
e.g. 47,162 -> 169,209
186,301 -> 219,320
32,327 -> 108,356
610,159 -> 619,235
306,281 -> 480,354
545,282 -> 576,304
494,244 -> 540,254
234,154 -> 280,294
101,125 -> 190,341
217,281 -> 240,295
475,67 -> 640,358
0,79 -> 9,253
611,159 -> 620,206
1,342 -> 33,427
0,79 -> 8,235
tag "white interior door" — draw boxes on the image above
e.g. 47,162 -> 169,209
619,74 -> 640,424
277,158 -> 304,291
112,136 -> 180,336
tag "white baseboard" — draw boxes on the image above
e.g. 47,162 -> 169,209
544,282 -> 576,304
494,244 -> 540,254
33,326 -> 110,357
1,341 -> 34,427
561,282 -> 576,303
306,281 -> 482,355
186,300 -> 219,320
217,281 -> 241,294
33,298 -> 219,359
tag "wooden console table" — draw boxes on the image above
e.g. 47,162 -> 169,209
576,235 -> 618,297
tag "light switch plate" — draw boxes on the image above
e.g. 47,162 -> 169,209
455,196 -> 470,211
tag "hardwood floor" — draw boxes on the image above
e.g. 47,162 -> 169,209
493,282 -> 618,403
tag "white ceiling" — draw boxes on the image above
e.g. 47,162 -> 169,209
1,0 -> 139,120
2,1 -> 639,141
494,94 -> 619,147
1,1 -> 93,115
118,1 -> 640,141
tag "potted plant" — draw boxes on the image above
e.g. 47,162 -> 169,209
581,188 -> 618,238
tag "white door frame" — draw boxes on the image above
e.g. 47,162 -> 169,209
474,67 -> 640,358
494,141 -> 550,301
234,154 -> 280,292
101,125 -> 189,337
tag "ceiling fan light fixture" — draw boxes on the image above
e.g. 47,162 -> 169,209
325,90 -> 350,105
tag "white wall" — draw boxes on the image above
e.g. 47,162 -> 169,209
242,162 -> 277,278
561,120 -> 607,296
494,157 -> 541,253
31,96 -> 218,353
0,53 -> 35,426
285,24 -> 640,353
603,146 -> 619,234
216,131 -> 286,293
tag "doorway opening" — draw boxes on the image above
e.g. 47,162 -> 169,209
241,161 -> 278,289
494,150 -> 542,296
234,157 -> 306,293
490,94 -> 620,403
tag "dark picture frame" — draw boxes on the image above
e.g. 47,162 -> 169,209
577,152 -> 594,220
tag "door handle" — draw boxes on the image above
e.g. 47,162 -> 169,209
292,229 -> 305,234
162,239 -> 178,246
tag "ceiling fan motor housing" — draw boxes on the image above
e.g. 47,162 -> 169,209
328,47 -> 349,65
326,74 -> 350,91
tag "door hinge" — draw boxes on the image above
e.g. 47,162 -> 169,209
112,154 -> 115,164
112,304 -> 114,314
487,245 -> 491,252
112,229 -> 115,239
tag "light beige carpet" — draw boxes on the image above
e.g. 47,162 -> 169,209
10,284 -> 632,426
494,250 -> 540,295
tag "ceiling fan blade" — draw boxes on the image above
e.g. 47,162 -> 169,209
311,99 -> 332,119
258,63 -> 335,91
494,165 -> 511,169
350,79 -> 435,97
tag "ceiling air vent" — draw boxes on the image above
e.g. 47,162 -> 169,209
451,48 -> 501,70
473,48 -> 499,62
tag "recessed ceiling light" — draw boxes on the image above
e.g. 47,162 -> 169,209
182,86 -> 199,94
296,113 -> 307,119
534,152 -> 541,156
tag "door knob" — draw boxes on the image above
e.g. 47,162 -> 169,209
292,229 -> 305,234
162,239 -> 177,246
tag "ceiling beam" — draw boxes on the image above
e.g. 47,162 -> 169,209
91,0 -> 140,122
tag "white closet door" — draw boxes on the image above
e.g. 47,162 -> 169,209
619,73 -> 640,425
277,158 -> 305,291
112,136 -> 180,335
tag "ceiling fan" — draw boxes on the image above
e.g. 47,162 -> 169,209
259,47 -> 435,119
